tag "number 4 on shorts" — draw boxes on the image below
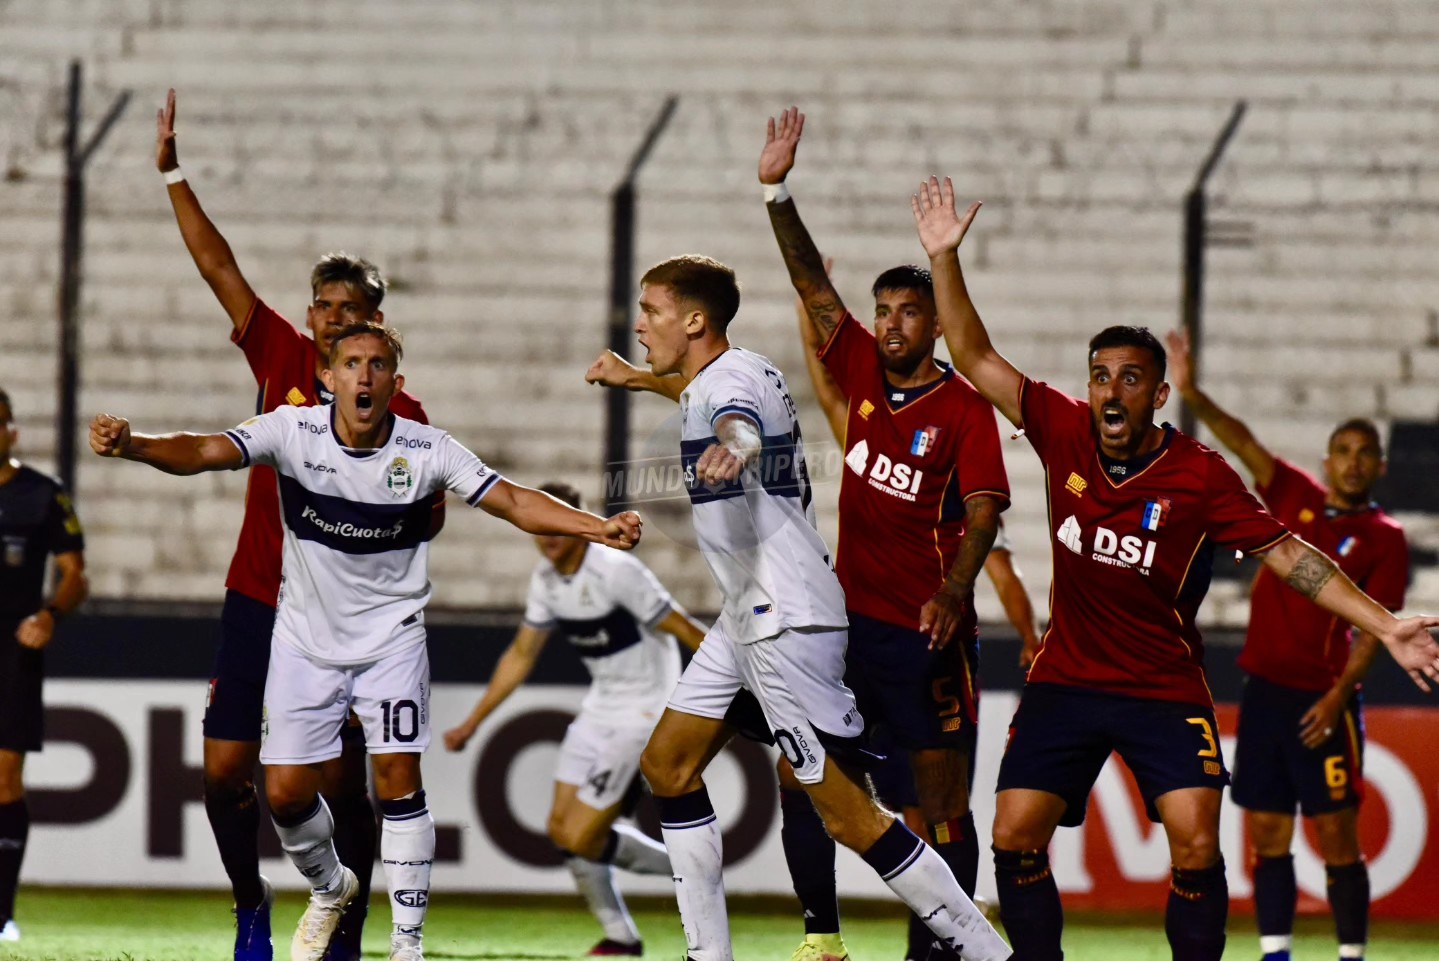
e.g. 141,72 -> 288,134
587,769 -> 612,796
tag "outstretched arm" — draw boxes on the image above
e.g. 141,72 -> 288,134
442,624 -> 549,751
760,107 -> 849,341
156,88 -> 256,329
480,480 -> 642,550
794,258 -> 849,442
1261,535 -> 1439,691
913,176 -> 1025,427
585,349 -> 685,403
1166,330 -> 1276,488
89,413 -> 244,475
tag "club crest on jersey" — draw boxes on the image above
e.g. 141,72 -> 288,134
1140,498 -> 1171,532
286,387 -> 306,406
386,457 -> 414,496
858,400 -> 875,420
1065,472 -> 1087,497
911,426 -> 941,457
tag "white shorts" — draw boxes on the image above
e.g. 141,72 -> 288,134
667,625 -> 863,785
260,639 -> 431,765
555,715 -> 653,810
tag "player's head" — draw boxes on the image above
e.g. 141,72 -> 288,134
307,252 -> 387,361
0,387 -> 14,462
870,265 -> 939,375
1086,325 -> 1169,458
1324,417 -> 1385,505
533,481 -> 587,564
636,255 -> 741,376
320,323 -> 405,431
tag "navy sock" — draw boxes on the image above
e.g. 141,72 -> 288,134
859,820 -> 925,879
930,812 -> 979,897
204,781 -> 265,908
994,847 -> 1064,961
654,786 -> 715,828
779,789 -> 839,935
1253,854 -> 1296,940
1326,861 -> 1369,949
1166,859 -> 1227,961
0,799 -> 29,924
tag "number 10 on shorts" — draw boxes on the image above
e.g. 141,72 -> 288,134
382,699 -> 421,743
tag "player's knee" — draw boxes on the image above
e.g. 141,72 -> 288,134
992,817 -> 1049,852
202,753 -> 252,792
265,778 -> 315,820
1169,829 -> 1220,870
640,742 -> 697,797
1313,813 -> 1361,864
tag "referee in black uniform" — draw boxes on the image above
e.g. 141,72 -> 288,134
0,387 -> 87,944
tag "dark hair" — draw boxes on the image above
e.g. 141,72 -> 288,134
311,252 -> 386,310
871,264 -> 934,301
640,255 -> 741,331
1088,325 -> 1166,378
327,322 -> 403,368
1328,417 -> 1383,455
539,481 -> 583,510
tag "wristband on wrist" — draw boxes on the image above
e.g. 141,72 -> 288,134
163,166 -> 186,185
763,181 -> 790,203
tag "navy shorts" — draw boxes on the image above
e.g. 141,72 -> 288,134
844,611 -> 979,755
0,616 -> 45,753
996,683 -> 1229,827
202,590 -> 277,742
1231,675 -> 1364,817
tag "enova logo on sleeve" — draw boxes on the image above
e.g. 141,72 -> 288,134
1057,515 -> 1158,575
843,439 -> 922,502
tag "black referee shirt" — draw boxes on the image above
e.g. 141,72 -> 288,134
0,465 -> 84,619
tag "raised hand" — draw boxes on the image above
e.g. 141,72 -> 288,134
1165,329 -> 1196,395
1379,615 -> 1439,692
89,414 -> 132,457
585,349 -> 637,389
759,106 -> 804,185
442,722 -> 476,752
600,510 -> 643,550
156,88 -> 179,173
910,176 -> 981,260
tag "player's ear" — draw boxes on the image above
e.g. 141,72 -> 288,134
320,366 -> 336,392
685,309 -> 707,337
1153,380 -> 1170,411
373,308 -> 384,325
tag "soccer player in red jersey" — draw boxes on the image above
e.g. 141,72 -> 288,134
759,108 -> 1011,961
156,89 -> 434,961
1167,331 -> 1408,961
910,174 -> 1439,961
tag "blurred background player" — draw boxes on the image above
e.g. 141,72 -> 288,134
758,108 -> 1011,961
443,480 -> 708,957
1167,331 -> 1409,961
912,174 -> 1439,961
91,323 -> 643,961
0,387 -> 88,945
156,88 -> 438,961
597,255 -> 1011,961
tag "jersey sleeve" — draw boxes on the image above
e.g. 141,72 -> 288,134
817,313 -> 878,396
1363,524 -> 1410,611
42,484 -> 85,555
231,298 -> 308,385
223,409 -> 292,469
436,434 -> 503,507
1204,452 -> 1293,554
1017,378 -> 1089,464
954,395 -> 1011,506
1254,458 -> 1325,518
702,368 -> 765,432
522,567 -> 557,629
609,553 -> 676,628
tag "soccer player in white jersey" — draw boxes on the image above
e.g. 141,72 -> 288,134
89,324 -> 642,961
592,255 -> 1010,961
443,481 -> 708,956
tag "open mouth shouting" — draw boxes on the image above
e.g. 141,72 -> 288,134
355,391 -> 375,417
1100,404 -> 1128,439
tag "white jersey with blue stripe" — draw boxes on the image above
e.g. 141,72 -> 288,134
225,405 -> 501,665
523,545 -> 681,725
679,347 -> 847,644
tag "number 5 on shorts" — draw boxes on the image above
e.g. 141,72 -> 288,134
1186,716 -> 1219,758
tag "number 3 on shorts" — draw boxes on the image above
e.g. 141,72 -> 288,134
1186,716 -> 1219,758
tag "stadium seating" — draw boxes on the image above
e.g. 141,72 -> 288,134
2,0 -> 1436,622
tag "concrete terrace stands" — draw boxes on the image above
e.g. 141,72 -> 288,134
1,0 -> 1436,621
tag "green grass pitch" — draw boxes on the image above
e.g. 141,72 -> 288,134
2,889 -> 1438,960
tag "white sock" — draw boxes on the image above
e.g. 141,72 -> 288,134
609,824 -> 671,875
657,790 -> 731,961
1259,934 -> 1293,954
877,841 -> 1010,961
1339,944 -> 1365,959
567,856 -> 641,944
273,796 -> 346,897
381,801 -> 435,938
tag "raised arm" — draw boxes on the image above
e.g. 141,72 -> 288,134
759,107 -> 849,341
89,413 -> 244,475
480,480 -> 642,549
585,349 -> 686,403
794,258 -> 848,442
1261,535 -> 1439,690
156,88 -> 256,329
655,607 -> 708,654
442,623 -> 550,751
1166,329 -> 1276,487
913,176 -> 1024,426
